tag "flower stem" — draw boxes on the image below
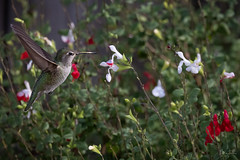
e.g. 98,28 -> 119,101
179,74 -> 199,159
222,82 -> 238,149
131,67 -> 183,158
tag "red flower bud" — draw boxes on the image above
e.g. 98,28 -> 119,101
88,36 -> 94,45
21,51 -> 29,60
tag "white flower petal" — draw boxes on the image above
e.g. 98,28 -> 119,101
176,51 -> 186,61
109,45 -> 118,53
24,81 -> 31,93
183,60 -> 191,66
111,64 -> 119,72
68,30 -> 75,43
176,51 -> 191,66
61,35 -> 69,43
88,146 -> 94,150
152,80 -> 165,98
113,53 -> 123,60
70,22 -> 75,29
17,91 -> 24,97
224,72 -> 235,79
178,61 -> 184,74
100,62 -> 109,67
106,73 -> 112,82
27,60 -> 33,71
22,89 -> 31,97
152,86 -> 165,98
186,63 -> 201,74
194,53 -> 201,64
109,45 -> 123,59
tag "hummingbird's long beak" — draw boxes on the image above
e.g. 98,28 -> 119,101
76,51 -> 96,55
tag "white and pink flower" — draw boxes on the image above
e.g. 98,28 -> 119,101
220,71 -> 235,82
223,72 -> 235,79
17,81 -> 32,102
100,45 -> 123,82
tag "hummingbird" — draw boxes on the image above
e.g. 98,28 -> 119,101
11,24 -> 95,111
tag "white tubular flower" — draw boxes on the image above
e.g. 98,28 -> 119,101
176,51 -> 191,65
100,59 -> 119,82
100,45 -> 123,82
61,22 -> 75,44
223,72 -> 235,79
109,45 -> 123,60
176,51 -> 201,74
152,80 -> 165,98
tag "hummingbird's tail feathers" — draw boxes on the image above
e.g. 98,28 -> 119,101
11,24 -> 58,72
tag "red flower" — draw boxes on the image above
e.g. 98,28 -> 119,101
143,72 -> 155,91
220,110 -> 234,132
71,63 -> 80,81
66,139 -> 71,142
17,81 -> 32,102
20,51 -> 29,60
205,114 -> 221,146
87,36 -> 94,45
72,63 -> 78,71
167,44 -> 171,49
71,70 -> 80,79
17,93 -> 30,102
205,110 -> 234,146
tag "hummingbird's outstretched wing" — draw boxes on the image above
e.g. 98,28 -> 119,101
11,24 -> 58,71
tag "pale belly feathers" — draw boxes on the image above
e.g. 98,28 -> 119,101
44,65 -> 71,93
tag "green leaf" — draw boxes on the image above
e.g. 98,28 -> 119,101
126,110 -> 139,124
77,110 -> 84,119
42,122 -> 49,131
172,88 -> 184,97
188,88 -> 200,104
58,29 -> 69,36
63,132 -> 73,140
116,64 -> 132,72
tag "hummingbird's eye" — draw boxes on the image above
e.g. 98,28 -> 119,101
68,51 -> 74,56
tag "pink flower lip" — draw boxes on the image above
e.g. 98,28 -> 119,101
106,62 -> 113,66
